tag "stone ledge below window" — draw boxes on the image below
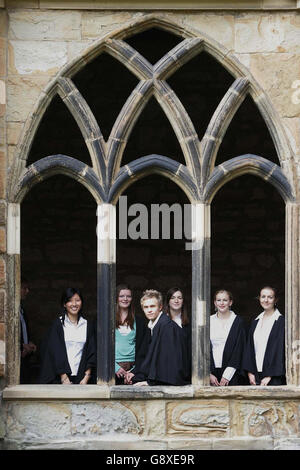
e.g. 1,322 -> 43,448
2,384 -> 300,401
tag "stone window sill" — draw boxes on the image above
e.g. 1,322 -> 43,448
2,384 -> 300,401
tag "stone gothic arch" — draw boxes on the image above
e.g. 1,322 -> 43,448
6,13 -> 298,386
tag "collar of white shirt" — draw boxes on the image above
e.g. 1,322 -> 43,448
63,315 -> 86,327
255,308 -> 281,321
148,311 -> 163,333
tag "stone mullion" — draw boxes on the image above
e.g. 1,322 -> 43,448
105,39 -> 153,80
57,77 -> 107,187
96,204 -> 116,385
6,203 -> 21,385
154,80 -> 201,183
201,77 -> 249,185
153,38 -> 203,80
191,203 -> 210,386
286,202 -> 300,386
107,80 -> 153,184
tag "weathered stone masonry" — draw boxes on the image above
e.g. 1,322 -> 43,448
0,0 -> 300,450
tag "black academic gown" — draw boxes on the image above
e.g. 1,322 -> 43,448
39,316 -> 96,384
210,315 -> 246,385
243,313 -> 285,385
182,323 -> 191,383
131,313 -> 188,386
133,315 -> 149,370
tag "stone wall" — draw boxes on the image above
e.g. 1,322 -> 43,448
2,386 -> 300,450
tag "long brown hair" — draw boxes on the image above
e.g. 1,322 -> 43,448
165,287 -> 189,326
115,284 -> 135,329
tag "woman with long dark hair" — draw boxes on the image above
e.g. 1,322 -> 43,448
243,286 -> 285,386
165,287 -> 191,383
39,287 -> 96,384
115,284 -> 148,384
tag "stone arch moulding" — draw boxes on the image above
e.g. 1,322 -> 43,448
8,13 -> 297,206
14,155 -> 105,206
204,154 -> 295,205
108,154 -> 199,205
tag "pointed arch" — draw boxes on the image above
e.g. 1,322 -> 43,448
108,154 -> 198,205
204,155 -> 295,204
9,13 -> 296,204
15,155 -> 105,205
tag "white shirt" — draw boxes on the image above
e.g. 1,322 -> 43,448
62,315 -> 87,376
118,324 -> 132,336
253,309 -> 281,372
172,313 -> 182,328
148,312 -> 163,335
210,311 -> 236,382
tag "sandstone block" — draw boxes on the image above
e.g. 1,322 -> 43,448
231,401 -> 298,437
6,402 -> 72,440
6,75 -> 50,122
0,257 -> 5,287
212,436 -> 274,450
235,14 -> 285,54
71,402 -> 144,436
0,38 -> 6,77
167,438 -> 212,450
0,10 -> 8,39
0,151 -> 5,199
67,40 -> 94,62
250,53 -> 300,118
6,122 -> 23,147
283,118 -> 300,157
8,10 -> 81,41
145,401 -> 166,437
274,438 -> 300,450
81,12 -> 136,39
0,227 -> 6,252
183,13 -> 234,50
167,401 -> 229,437
9,40 -> 68,76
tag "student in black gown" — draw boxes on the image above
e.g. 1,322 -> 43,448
115,284 -> 148,385
210,289 -> 246,386
39,287 -> 96,384
243,286 -> 285,386
125,289 -> 187,386
165,287 -> 191,383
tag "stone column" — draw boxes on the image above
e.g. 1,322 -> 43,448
190,203 -> 210,386
96,204 -> 116,385
6,203 -> 21,385
286,202 -> 300,386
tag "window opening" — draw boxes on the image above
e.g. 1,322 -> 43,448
116,174 -> 192,329
72,53 -> 139,142
211,174 -> 285,327
121,97 -> 186,166
215,95 -> 280,166
27,95 -> 92,167
21,175 -> 97,384
124,27 -> 183,65
167,52 -> 234,141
